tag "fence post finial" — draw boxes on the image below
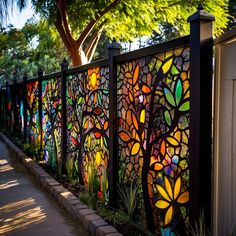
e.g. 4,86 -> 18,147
197,3 -> 204,11
60,58 -> 69,71
38,68 -> 44,76
23,71 -> 27,82
107,38 -> 122,50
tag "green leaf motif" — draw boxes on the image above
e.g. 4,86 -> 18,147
175,79 -> 182,105
98,93 -> 102,106
179,101 -> 189,111
164,88 -> 175,106
171,65 -> 180,75
164,110 -> 171,126
77,96 -> 83,105
68,123 -> 73,130
68,98 -> 73,105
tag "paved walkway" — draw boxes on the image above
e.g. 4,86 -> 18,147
0,141 -> 91,236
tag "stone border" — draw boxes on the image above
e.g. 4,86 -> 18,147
0,132 -> 123,236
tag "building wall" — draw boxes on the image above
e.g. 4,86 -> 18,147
214,36 -> 236,236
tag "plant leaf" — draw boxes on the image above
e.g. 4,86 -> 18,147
175,79 -> 182,105
164,110 -> 171,126
162,58 -> 173,74
179,101 -> 189,111
164,88 -> 175,106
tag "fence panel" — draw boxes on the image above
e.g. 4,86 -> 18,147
42,76 -> 62,172
66,65 -> 109,198
26,81 -> 40,145
15,84 -> 24,136
6,84 -> 14,133
117,46 -> 190,233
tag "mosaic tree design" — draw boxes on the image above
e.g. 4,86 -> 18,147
16,85 -> 24,136
6,85 -> 14,133
0,88 -> 7,128
42,78 -> 62,174
26,81 -> 40,145
67,66 -> 109,200
117,47 -> 190,234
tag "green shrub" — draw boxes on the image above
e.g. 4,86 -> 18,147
118,181 -> 139,221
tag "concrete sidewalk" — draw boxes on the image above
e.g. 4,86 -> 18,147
0,141 -> 91,236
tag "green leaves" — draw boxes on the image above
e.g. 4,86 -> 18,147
164,78 -> 186,108
179,101 -> 189,111
175,79 -> 182,106
164,88 -> 175,107
164,110 -> 172,126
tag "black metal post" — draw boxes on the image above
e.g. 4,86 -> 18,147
0,85 -> 2,130
13,70 -> 18,134
188,4 -> 215,227
23,72 -> 27,142
5,81 -> 9,130
60,58 -> 69,174
38,69 -> 43,149
107,39 -> 122,207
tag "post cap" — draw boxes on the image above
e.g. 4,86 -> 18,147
23,71 -> 27,82
38,68 -> 44,77
107,38 -> 122,50
60,58 -> 69,70
187,4 -> 215,22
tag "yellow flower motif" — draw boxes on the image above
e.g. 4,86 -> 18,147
88,67 -> 100,91
155,176 -> 189,226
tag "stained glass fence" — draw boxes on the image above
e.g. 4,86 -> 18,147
0,8 -> 214,235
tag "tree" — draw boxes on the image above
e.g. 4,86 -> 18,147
145,23 -> 182,46
31,0 -> 230,66
0,20 -> 68,84
0,0 -> 27,23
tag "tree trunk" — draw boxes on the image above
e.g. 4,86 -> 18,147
69,46 -> 88,67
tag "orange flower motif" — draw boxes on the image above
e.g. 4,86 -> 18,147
88,67 -> 100,91
155,176 -> 189,226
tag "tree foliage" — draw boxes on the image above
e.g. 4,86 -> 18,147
0,20 -> 68,84
31,0 -> 230,66
0,0 -> 27,23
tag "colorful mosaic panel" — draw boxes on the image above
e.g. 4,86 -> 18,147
0,89 -> 7,128
42,78 -> 62,173
16,85 -> 24,135
67,66 -> 109,200
26,81 -> 40,144
117,47 -> 190,234
6,85 -> 14,133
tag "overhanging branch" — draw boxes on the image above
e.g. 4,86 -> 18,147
76,0 -> 121,47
